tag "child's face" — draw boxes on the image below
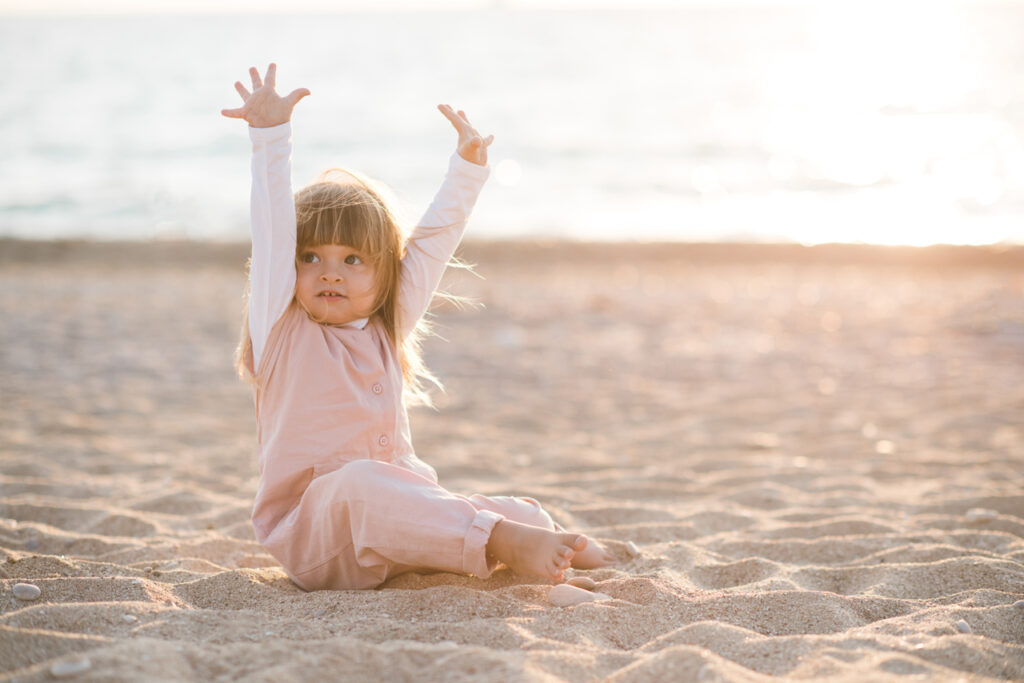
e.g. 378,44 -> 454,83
295,243 -> 379,325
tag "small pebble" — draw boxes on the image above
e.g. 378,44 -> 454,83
12,583 -> 41,600
625,541 -> 640,558
122,614 -> 138,623
50,658 -> 91,678
1013,600 -> 1024,609
549,583 -> 612,607
956,619 -> 972,634
567,576 -> 597,591
966,508 -> 998,523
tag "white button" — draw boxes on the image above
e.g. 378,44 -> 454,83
372,383 -> 383,395
378,435 -> 389,447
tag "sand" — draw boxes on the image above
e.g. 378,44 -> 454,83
1,239 -> 1022,681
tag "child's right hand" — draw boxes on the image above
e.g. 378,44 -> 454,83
221,63 -> 310,129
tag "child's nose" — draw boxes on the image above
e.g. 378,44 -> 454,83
320,271 -> 344,282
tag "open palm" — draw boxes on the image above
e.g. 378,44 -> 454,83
438,104 -> 494,166
221,63 -> 310,129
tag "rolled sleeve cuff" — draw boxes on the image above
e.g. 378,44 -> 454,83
447,152 -> 491,183
249,121 -> 292,143
462,509 -> 504,579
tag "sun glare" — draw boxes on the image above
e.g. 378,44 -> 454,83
756,1 -> 1020,245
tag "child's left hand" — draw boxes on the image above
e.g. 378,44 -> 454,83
438,105 -> 493,166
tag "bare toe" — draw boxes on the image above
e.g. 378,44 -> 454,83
570,537 -> 618,569
551,559 -> 566,580
487,521 -> 594,582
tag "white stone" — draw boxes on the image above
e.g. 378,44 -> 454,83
567,576 -> 597,591
956,619 -> 972,634
1014,600 -> 1024,609
625,541 -> 640,558
50,658 -> 91,678
123,614 -> 138,623
965,508 -> 998,523
12,583 -> 41,600
548,583 -> 612,607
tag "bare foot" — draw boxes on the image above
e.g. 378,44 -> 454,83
486,520 -> 586,582
570,536 -> 617,569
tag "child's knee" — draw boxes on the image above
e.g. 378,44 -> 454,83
338,458 -> 384,478
326,458 -> 390,497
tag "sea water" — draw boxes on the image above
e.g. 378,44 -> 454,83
2,6 -> 1023,245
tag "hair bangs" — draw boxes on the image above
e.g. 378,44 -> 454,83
295,175 -> 398,267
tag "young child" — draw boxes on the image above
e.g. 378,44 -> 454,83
222,64 -> 615,591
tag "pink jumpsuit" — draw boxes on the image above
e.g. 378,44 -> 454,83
245,123 -> 557,591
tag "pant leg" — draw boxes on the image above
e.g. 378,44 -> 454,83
397,451 -> 560,531
467,494 -> 560,531
286,459 -> 504,591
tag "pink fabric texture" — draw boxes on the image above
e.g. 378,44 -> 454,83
252,307 -> 559,590
246,125 -> 560,590
283,456 -> 555,591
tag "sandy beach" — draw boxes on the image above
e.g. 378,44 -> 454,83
1,238 -> 1023,681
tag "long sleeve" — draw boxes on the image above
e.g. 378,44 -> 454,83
248,123 -> 299,374
398,153 -> 490,338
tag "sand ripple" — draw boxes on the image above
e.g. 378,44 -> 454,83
1,241 -> 1023,681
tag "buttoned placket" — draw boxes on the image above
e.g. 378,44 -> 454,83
360,326 -> 401,464
373,377 -> 392,460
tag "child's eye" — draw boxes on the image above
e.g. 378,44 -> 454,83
345,254 -> 363,265
299,252 -> 320,264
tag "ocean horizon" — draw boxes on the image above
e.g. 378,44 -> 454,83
3,6 -> 1023,246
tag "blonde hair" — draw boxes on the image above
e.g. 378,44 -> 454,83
235,168 -> 442,407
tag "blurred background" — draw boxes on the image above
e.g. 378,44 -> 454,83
2,0 -> 1023,246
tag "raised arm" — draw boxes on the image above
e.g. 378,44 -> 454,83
222,64 -> 309,373
398,106 -> 493,337
247,124 -> 299,373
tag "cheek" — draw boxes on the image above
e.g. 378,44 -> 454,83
358,272 -> 381,296
296,270 -> 318,296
